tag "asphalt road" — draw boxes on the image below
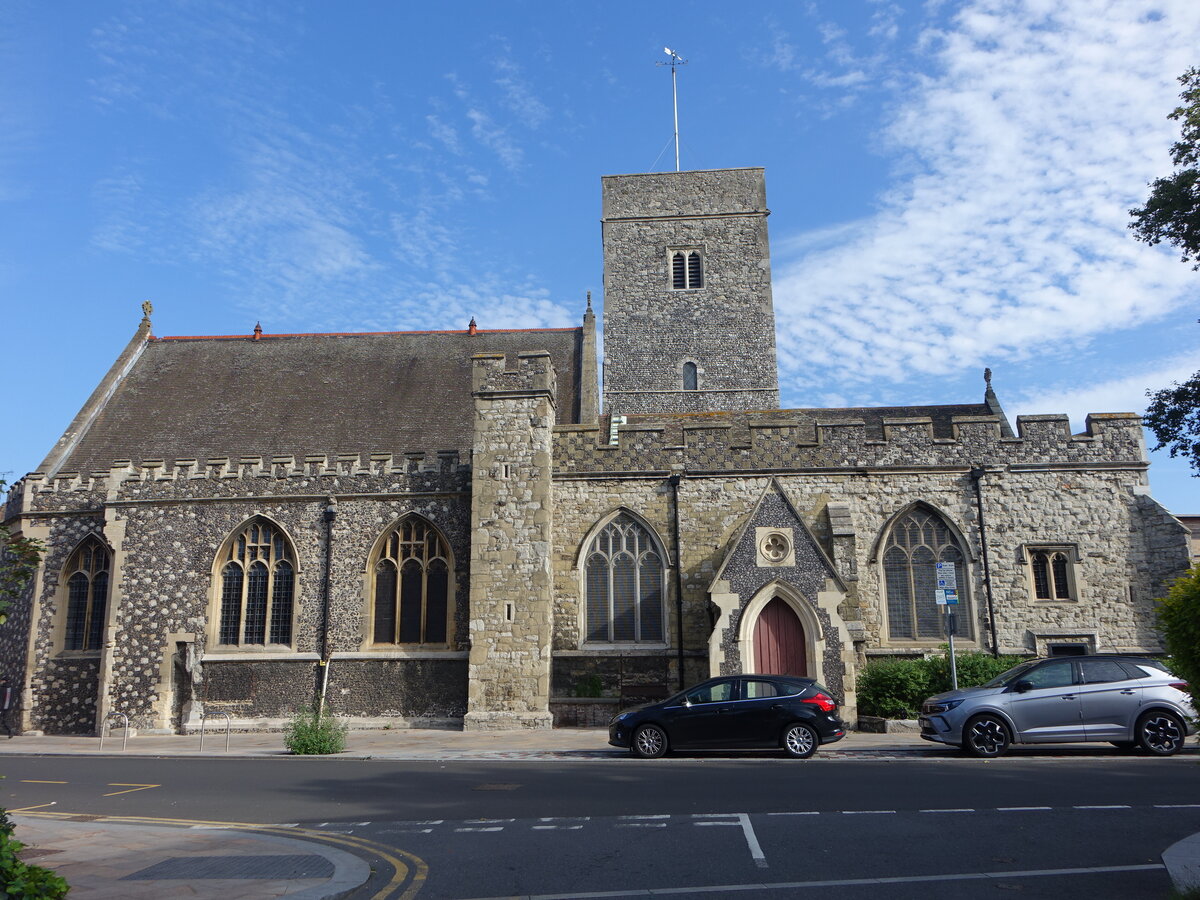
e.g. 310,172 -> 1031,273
4,754 -> 1199,898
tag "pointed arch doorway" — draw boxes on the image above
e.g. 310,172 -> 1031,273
752,597 -> 808,677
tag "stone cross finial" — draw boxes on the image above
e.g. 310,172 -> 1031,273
586,290 -> 592,311
141,300 -> 153,322
984,367 -> 993,389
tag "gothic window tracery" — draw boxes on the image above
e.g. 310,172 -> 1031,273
63,536 -> 110,652
881,507 -> 971,641
216,519 -> 295,646
1029,548 -> 1075,600
583,514 -> 665,644
371,517 -> 451,645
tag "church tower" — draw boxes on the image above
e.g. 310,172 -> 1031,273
600,168 -> 780,415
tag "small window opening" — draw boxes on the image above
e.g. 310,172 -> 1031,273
670,249 -> 703,289
1047,643 -> 1088,657
505,601 -> 515,622
682,362 -> 698,391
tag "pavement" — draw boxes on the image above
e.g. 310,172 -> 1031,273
0,727 -> 1196,898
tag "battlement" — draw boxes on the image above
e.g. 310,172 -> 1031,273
553,411 -> 1147,474
472,351 -> 557,399
4,450 -> 470,513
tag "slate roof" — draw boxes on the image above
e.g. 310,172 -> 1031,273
49,327 -> 586,474
625,403 -> 999,441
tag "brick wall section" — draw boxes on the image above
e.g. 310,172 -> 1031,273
601,169 -> 779,414
464,352 -> 557,729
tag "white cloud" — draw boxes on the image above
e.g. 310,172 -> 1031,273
774,0 -> 1200,395
1011,352 -> 1200,431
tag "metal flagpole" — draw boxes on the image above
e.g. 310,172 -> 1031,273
658,48 -> 688,171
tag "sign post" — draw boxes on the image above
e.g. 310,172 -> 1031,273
936,561 -> 959,690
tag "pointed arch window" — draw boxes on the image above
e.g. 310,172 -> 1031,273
63,536 -> 110,652
216,519 -> 295,646
371,517 -> 451,645
584,514 -> 665,644
670,249 -> 704,290
881,507 -> 972,641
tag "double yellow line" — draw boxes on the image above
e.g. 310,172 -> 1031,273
16,809 -> 428,899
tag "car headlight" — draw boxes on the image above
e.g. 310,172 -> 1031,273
612,712 -> 631,725
925,699 -> 965,714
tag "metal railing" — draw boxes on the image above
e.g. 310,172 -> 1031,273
199,710 -> 231,752
98,712 -> 129,751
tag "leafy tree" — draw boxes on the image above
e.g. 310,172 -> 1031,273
1159,567 -> 1200,713
0,480 -> 43,626
1130,67 -> 1200,267
1131,69 -> 1200,472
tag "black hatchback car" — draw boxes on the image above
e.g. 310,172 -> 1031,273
609,674 -> 846,758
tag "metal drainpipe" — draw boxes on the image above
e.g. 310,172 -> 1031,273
668,473 -> 686,691
317,499 -> 337,712
969,468 -> 1000,657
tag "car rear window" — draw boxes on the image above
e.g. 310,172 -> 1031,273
776,679 -> 815,696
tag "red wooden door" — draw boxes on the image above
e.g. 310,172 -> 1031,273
752,598 -> 808,677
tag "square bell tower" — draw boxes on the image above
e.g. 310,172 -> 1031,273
600,167 -> 780,415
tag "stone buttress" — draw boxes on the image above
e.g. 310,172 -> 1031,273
464,352 -> 557,729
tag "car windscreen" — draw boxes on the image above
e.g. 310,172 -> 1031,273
981,660 -> 1038,688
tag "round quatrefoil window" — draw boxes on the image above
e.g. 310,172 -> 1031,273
760,532 -> 791,564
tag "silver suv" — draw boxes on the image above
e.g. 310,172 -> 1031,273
920,655 -> 1195,758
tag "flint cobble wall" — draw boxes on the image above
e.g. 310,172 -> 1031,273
601,169 -> 779,414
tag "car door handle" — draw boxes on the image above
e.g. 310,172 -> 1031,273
718,707 -> 732,714
1061,695 -> 1076,700
771,704 -> 785,710
1120,690 -> 1135,695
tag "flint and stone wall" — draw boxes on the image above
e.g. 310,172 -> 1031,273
8,452 -> 472,733
601,169 -> 780,414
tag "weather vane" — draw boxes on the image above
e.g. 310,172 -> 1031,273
657,47 -> 688,172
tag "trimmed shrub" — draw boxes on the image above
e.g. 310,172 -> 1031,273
857,651 -> 1029,719
855,658 -> 932,718
284,709 -> 348,755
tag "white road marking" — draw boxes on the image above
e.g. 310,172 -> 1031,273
455,826 -> 504,833
616,822 -> 666,828
1155,804 -> 1200,809
465,818 -> 515,823
692,813 -> 738,818
532,825 -> 584,830
454,863 -> 1165,900
842,810 -> 896,815
920,808 -> 975,813
538,816 -> 590,822
694,821 -> 738,827
1074,805 -> 1129,810
998,806 -> 1052,811
737,813 -> 768,869
618,814 -> 670,819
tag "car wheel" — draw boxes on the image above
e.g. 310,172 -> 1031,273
963,714 -> 1010,758
1135,711 -> 1185,756
783,722 -> 818,759
631,724 -> 668,759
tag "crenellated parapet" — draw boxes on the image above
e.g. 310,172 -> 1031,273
471,351 -> 556,403
8,451 -> 471,514
553,411 -> 1147,474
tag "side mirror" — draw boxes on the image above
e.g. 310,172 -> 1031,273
1012,680 -> 1034,694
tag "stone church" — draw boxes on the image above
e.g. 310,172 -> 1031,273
2,167 -> 1190,735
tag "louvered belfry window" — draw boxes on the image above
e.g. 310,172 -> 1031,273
670,249 -> 704,289
882,507 -> 970,640
584,514 -> 665,644
217,519 -> 295,646
372,517 -> 450,645
63,536 -> 110,651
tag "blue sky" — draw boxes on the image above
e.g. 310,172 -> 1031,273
4,1 -> 1200,511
